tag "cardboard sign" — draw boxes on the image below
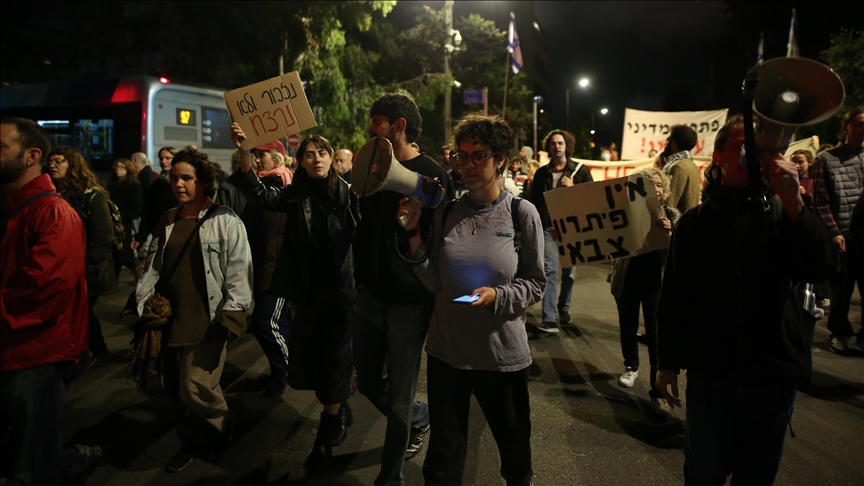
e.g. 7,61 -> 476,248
621,108 -> 728,160
223,72 -> 317,151
544,174 -> 669,267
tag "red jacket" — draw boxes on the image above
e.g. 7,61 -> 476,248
1,174 -> 89,371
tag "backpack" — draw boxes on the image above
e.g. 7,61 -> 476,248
85,189 -> 126,251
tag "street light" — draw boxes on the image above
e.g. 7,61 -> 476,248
533,95 -> 543,158
600,108 -> 608,115
566,78 -> 591,130
579,78 -> 590,88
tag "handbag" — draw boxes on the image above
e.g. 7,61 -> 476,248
127,204 -> 220,399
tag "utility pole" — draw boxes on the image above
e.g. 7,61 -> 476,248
444,1 -> 454,145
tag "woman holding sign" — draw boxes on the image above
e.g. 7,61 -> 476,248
608,166 -> 679,419
397,114 -> 545,486
230,123 -> 360,470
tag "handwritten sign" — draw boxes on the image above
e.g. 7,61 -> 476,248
621,108 -> 728,160
544,174 -> 669,267
223,72 -> 317,151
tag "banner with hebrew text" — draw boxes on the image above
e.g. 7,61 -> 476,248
621,108 -> 728,160
562,156 -> 713,182
544,175 -> 669,268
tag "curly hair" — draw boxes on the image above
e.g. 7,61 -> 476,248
451,113 -> 513,176
668,124 -> 698,152
47,146 -> 106,201
171,149 -> 218,198
368,93 -> 423,143
542,129 -> 576,158
636,166 -> 671,205
110,158 -> 139,185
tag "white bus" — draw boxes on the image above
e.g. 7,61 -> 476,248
0,75 -> 235,174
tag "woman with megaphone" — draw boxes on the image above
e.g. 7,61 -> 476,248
397,114 -> 546,486
230,123 -> 360,470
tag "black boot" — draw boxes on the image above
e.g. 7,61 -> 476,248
333,400 -> 353,446
304,412 -> 340,468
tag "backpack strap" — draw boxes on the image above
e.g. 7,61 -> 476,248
7,192 -> 69,219
511,196 -> 522,254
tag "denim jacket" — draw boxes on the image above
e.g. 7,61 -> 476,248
135,199 -> 253,323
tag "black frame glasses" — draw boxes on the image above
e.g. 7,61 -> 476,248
450,151 -> 497,167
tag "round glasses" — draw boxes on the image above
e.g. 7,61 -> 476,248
450,151 -> 496,167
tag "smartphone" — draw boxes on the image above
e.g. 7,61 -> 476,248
452,294 -> 479,304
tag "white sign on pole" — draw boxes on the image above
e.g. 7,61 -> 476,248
621,108 -> 728,160
544,174 -> 669,268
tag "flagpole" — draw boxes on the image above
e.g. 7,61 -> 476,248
503,50 -> 510,119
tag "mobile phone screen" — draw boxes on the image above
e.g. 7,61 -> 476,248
452,294 -> 479,304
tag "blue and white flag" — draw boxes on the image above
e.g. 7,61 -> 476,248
756,31 -> 764,65
508,12 -> 523,74
787,8 -> 800,58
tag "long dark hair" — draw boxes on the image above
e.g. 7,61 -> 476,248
109,158 -> 139,186
292,135 -> 340,201
48,146 -> 107,201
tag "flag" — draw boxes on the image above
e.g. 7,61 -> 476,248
756,31 -> 764,65
508,12 -> 523,74
787,8 -> 800,58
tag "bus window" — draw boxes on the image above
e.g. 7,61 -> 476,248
202,107 -> 235,150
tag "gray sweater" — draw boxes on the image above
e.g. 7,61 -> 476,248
413,191 -> 546,372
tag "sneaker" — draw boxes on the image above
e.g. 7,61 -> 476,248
813,307 -> 825,320
405,423 -> 430,460
830,335 -> 850,354
618,368 -> 639,388
651,397 -> 674,417
535,322 -> 560,334
166,446 -> 199,473
558,311 -> 572,325
263,373 -> 288,397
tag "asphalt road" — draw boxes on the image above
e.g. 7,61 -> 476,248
62,262 -> 863,485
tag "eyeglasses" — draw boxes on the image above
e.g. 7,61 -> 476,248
47,158 -> 67,166
450,151 -> 496,167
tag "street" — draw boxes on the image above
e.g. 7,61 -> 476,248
66,262 -> 864,485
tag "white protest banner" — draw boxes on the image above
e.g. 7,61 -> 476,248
565,156 -> 713,182
544,174 -> 669,268
223,71 -> 317,151
621,108 -> 728,160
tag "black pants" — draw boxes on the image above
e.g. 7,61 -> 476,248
827,239 -> 863,339
615,290 -> 661,397
423,355 -> 532,486
88,295 -> 108,354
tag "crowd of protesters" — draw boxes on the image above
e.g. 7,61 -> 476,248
0,103 -> 861,485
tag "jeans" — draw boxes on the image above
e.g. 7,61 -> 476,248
615,292 -> 661,397
683,370 -> 798,486
826,239 -> 863,339
542,229 -> 575,323
250,292 -> 291,376
0,363 -> 93,485
423,356 -> 533,486
354,287 -> 431,486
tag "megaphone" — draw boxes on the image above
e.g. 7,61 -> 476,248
752,57 -> 845,150
352,137 -> 444,226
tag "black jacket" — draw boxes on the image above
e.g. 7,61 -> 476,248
656,188 -> 839,383
135,174 -> 178,244
237,169 -> 359,306
353,153 -> 455,305
528,159 -> 594,228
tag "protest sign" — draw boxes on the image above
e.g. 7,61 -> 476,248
621,108 -> 727,160
223,72 -> 316,151
554,156 -> 713,183
544,174 -> 669,268
784,135 -> 820,160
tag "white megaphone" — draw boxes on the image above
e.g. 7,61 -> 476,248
352,137 -> 444,227
752,57 -> 845,151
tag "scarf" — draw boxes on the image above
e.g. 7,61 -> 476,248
662,150 -> 694,174
257,165 -> 293,187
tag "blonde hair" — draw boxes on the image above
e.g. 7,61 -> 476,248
636,166 -> 671,205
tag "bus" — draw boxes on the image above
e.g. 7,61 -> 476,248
0,75 -> 236,174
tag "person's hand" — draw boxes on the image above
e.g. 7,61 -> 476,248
559,175 -> 574,187
470,287 -> 496,307
760,152 -> 800,199
834,235 -> 847,252
230,122 -> 247,151
655,369 -> 681,409
397,197 -> 422,231
130,240 -> 140,251
549,227 -> 561,240
656,217 -> 672,232
799,185 -> 807,196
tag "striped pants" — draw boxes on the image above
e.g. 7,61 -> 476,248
251,291 -> 291,376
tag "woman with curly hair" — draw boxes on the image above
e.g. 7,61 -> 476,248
398,114 -> 546,486
608,166 -> 679,418
47,147 -> 116,367
107,158 -> 141,281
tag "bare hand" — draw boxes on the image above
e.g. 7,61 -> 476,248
130,240 -> 140,251
470,287 -> 496,307
834,235 -> 847,252
559,176 -> 574,188
549,227 -> 561,240
656,217 -> 672,232
397,197 -> 422,231
655,369 -> 681,409
230,122 -> 247,151
760,152 -> 800,199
